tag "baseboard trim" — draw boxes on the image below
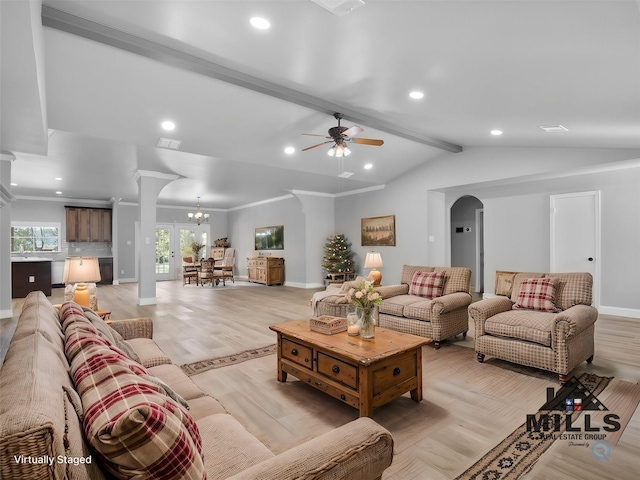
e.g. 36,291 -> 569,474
284,281 -> 324,289
599,305 -> 640,319
137,297 -> 157,306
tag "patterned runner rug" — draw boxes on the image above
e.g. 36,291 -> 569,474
454,372 -> 613,480
180,344 -> 277,376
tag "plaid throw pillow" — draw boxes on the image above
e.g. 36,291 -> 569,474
514,277 -> 560,312
409,271 -> 445,299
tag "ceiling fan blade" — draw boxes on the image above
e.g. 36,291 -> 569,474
302,133 -> 330,138
302,140 -> 334,151
349,137 -> 384,146
341,125 -> 364,137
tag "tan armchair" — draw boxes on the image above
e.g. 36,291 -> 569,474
469,272 -> 597,383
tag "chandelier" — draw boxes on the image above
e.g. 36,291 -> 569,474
188,197 -> 210,225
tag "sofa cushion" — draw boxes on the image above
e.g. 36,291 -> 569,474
403,298 -> 435,322
70,342 -> 205,480
409,271 -> 445,299
127,337 -> 173,367
197,414 -> 274,480
380,295 -> 433,321
485,310 -> 556,347
434,267 -> 472,296
10,291 -> 64,347
148,363 -> 207,401
513,277 -> 560,313
546,272 -> 593,310
185,396 -> 227,421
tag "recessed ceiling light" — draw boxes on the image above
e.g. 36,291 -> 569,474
250,17 -> 270,29
11,182 -> 17,186
161,121 -> 175,131
364,163 -> 373,170
54,177 -> 62,181
284,146 -> 295,154
490,129 -> 503,136
409,91 -> 424,100
55,191 -> 62,195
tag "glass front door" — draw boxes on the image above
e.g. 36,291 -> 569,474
155,224 -> 209,280
155,225 -> 174,280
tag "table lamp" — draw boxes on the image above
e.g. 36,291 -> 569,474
364,251 -> 383,286
63,257 -> 101,307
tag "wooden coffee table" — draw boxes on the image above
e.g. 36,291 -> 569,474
269,320 -> 431,417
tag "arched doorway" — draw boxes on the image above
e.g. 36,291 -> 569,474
451,196 -> 484,293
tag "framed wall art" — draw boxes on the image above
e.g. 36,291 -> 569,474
255,225 -> 284,250
361,215 -> 396,246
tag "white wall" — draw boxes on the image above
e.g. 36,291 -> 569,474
336,147 -> 640,314
228,196 -> 306,285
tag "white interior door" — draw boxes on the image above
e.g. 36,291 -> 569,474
550,191 -> 600,306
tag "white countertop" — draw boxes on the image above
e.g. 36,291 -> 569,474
11,257 -> 54,262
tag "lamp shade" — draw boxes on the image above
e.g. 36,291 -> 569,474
63,257 -> 101,284
364,252 -> 383,269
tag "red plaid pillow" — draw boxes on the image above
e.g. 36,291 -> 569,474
409,271 -> 445,299
514,277 -> 560,312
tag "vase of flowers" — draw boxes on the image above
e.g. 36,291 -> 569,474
191,241 -> 205,260
345,280 -> 382,339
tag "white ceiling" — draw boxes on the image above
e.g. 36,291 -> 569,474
2,0 -> 639,210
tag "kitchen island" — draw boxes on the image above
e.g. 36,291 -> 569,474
11,257 -> 52,298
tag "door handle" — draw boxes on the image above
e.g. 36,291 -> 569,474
588,257 -> 594,261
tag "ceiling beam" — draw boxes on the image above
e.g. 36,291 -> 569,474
41,5 -> 462,153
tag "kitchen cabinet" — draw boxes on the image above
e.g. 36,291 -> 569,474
12,260 -> 52,298
65,207 -> 112,242
98,257 -> 113,284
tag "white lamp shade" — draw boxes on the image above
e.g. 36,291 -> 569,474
63,257 -> 101,284
364,251 -> 383,269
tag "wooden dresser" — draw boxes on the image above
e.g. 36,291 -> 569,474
247,257 -> 284,285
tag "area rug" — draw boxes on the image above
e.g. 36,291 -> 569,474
453,372 -> 636,480
180,344 -> 277,376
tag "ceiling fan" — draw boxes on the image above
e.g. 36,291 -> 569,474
302,113 -> 384,157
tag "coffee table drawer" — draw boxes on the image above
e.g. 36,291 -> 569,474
317,352 -> 358,390
372,350 -> 417,396
281,338 -> 312,370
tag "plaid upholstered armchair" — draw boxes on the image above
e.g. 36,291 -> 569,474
469,272 -> 597,383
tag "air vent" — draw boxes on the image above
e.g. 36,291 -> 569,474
338,171 -> 354,178
157,137 -> 182,149
310,0 -> 365,17
538,125 -> 568,133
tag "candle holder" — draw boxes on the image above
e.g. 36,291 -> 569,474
346,305 -> 359,336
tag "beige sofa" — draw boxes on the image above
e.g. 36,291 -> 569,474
0,291 -> 394,480
313,265 -> 472,348
469,272 -> 597,383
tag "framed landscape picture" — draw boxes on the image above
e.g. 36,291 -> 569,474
361,215 -> 396,246
255,225 -> 284,250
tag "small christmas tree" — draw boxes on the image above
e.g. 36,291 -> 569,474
321,234 -> 356,274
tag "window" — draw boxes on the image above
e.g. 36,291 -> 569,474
11,222 -> 61,253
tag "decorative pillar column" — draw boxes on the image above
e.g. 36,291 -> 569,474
0,152 -> 17,318
135,170 -> 178,305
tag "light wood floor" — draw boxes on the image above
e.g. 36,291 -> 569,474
2,281 -> 639,479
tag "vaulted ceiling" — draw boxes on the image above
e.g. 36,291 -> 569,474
2,0 -> 639,209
